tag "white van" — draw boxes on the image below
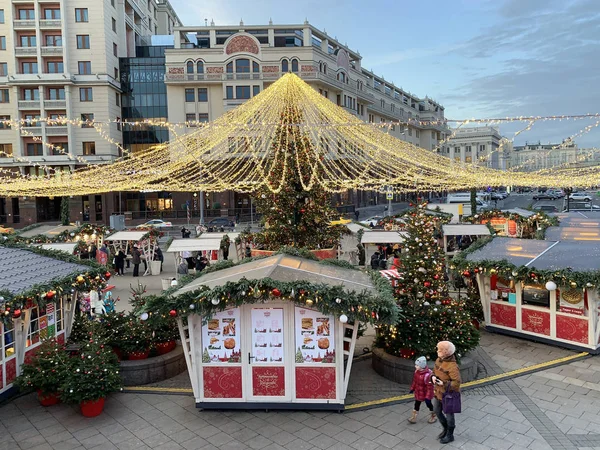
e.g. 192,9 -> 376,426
446,195 -> 489,212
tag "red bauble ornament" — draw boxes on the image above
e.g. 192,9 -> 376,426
434,275 -> 439,280
271,288 -> 281,297
463,270 -> 470,277
13,309 -> 22,319
169,310 -> 177,317
105,271 -> 111,279
424,281 -> 431,287
474,268 -> 479,273
46,291 -> 55,300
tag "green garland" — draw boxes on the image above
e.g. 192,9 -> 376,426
141,248 -> 400,325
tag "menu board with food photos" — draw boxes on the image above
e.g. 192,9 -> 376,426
202,308 -> 241,364
251,308 -> 284,363
295,307 -> 335,364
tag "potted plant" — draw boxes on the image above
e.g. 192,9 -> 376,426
119,315 -> 151,360
98,312 -> 129,360
61,340 -> 122,417
15,338 -> 69,406
151,317 -> 179,355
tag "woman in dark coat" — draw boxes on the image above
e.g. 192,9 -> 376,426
114,248 -> 126,276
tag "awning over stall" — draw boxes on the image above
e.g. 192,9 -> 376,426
360,231 -> 407,244
442,224 -> 491,236
166,238 -> 221,253
104,231 -> 148,242
40,243 -> 78,254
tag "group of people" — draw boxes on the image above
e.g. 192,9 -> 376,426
370,243 -> 401,270
111,244 -> 164,277
409,340 -> 461,444
177,251 -> 210,277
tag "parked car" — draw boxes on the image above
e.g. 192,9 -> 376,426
533,204 -> 559,213
207,217 -> 235,230
490,192 -> 504,200
532,192 -> 558,200
136,219 -> 173,229
569,192 -> 592,202
548,189 -> 565,198
360,216 -> 383,227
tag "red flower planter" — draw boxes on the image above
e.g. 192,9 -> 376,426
155,341 -> 176,355
80,397 -> 105,418
127,349 -> 150,360
472,319 -> 480,330
37,390 -> 60,407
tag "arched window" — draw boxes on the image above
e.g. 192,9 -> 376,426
291,59 -> 299,73
252,61 -> 260,73
196,61 -> 204,73
186,61 -> 194,74
337,72 -> 346,83
226,62 -> 233,73
281,59 -> 288,73
235,58 -> 250,73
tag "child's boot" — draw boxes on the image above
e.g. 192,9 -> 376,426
408,410 -> 418,424
428,412 -> 437,423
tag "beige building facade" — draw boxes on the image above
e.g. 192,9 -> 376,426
511,141 -> 580,171
442,126 -> 510,170
0,0 -> 180,224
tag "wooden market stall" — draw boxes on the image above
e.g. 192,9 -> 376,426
464,237 -> 600,353
0,247 -> 97,396
360,230 -> 407,260
170,254 -> 396,410
105,230 -> 158,275
166,238 -> 224,271
442,224 -> 491,257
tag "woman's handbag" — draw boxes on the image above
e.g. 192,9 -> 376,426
442,381 -> 462,414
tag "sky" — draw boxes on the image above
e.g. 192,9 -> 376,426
168,0 -> 600,147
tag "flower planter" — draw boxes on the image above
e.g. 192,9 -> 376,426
37,390 -> 60,407
80,397 -> 105,418
127,349 -> 150,360
399,348 -> 416,359
251,248 -> 337,260
155,341 -> 176,355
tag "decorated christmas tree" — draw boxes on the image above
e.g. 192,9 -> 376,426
376,204 -> 479,360
252,106 -> 345,250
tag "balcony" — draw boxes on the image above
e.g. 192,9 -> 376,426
8,73 -> 73,84
41,46 -> 63,56
44,99 -> 66,109
18,100 -> 40,109
39,19 -> 61,29
15,46 -> 37,57
20,126 -> 42,137
45,126 -> 67,135
13,20 -> 36,29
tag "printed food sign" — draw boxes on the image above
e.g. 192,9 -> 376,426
251,308 -> 284,363
202,308 -> 241,363
295,307 -> 335,364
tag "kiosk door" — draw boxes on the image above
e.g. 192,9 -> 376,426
247,305 -> 291,402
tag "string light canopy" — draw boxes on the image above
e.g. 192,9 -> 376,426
0,73 -> 599,197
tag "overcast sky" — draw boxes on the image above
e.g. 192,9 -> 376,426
169,0 -> 600,147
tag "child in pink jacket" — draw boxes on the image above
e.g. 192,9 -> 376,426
408,356 -> 436,424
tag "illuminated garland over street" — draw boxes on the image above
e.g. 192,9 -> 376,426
0,74 -> 599,196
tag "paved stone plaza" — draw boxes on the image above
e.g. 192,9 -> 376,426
2,330 -> 600,450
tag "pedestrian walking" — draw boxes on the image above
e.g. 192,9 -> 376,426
177,259 -> 189,280
195,255 -> 209,273
431,341 -> 461,444
354,210 -> 360,221
131,245 -> 141,277
155,246 -> 164,272
370,251 -> 380,269
181,226 -> 188,238
408,356 -> 436,424
114,248 -> 126,276
99,243 -> 109,255
89,243 -> 97,260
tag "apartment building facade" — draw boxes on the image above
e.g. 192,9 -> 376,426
163,22 -> 449,211
511,141 -> 581,171
442,126 -> 510,170
0,0 -> 180,226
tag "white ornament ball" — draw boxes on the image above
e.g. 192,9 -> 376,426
545,281 -> 557,291
261,194 -> 266,198
336,298 -> 342,304
140,312 -> 149,321
418,267 -> 426,273
189,304 -> 195,310
339,314 -> 348,323
211,298 -> 220,305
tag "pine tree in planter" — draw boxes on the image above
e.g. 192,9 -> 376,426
60,196 -> 70,226
251,106 -> 345,251
375,205 -> 480,360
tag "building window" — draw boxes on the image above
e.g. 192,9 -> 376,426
0,37 -> 4,51
21,61 -> 38,74
466,145 -> 472,153
78,61 -> 91,74
22,88 -> 39,100
235,86 -> 250,99
79,87 -> 93,102
226,86 -> 234,99
226,62 -> 233,73
20,35 -> 36,47
116,117 -> 121,131
45,35 -> 62,47
77,35 -> 90,49
26,143 -> 43,156
114,67 -> 118,79
186,113 -> 196,126
198,88 -> 208,102
0,144 -> 12,156
408,128 -> 413,137
253,85 -> 260,96
416,130 -> 420,138
198,113 -> 209,123
75,8 -> 88,22
113,43 -> 118,57
0,63 -> 7,76
479,144 -> 486,153
185,88 -> 195,102
46,61 -> 63,73
197,61 -> 204,73
47,88 -> 65,100
83,142 -> 95,155
81,113 -> 94,128
281,59 -> 288,72
116,92 -> 120,106
253,61 -> 259,73
235,59 -> 250,73
0,10 -> 4,24
186,61 -> 193,74
44,8 -> 60,19
0,89 -> 8,103
0,115 -> 10,129
19,9 -> 35,20
291,59 -> 299,73
112,18 -> 117,32
111,0 -> 115,7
